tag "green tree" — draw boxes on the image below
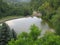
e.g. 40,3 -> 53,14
8,25 -> 60,45
51,14 -> 60,35
39,31 -> 60,45
30,24 -> 41,40
0,23 -> 12,45
8,24 -> 41,45
11,29 -> 17,40
30,0 -> 42,11
0,0 -> 33,18
38,0 -> 60,35
0,23 -> 16,45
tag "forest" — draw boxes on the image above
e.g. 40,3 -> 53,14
0,0 -> 60,45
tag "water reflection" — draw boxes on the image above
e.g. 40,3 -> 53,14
5,17 -> 50,35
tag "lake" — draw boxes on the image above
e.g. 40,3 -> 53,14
5,17 -> 50,36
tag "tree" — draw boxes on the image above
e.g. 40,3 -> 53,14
38,0 -> 60,36
11,29 -> 17,40
0,0 -> 33,18
39,31 -> 60,45
30,0 -> 42,11
51,14 -> 60,35
30,24 -> 41,40
8,25 -> 60,45
8,24 -> 41,45
38,1 -> 56,21
0,23 -> 12,45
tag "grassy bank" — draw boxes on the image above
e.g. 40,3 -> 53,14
0,16 -> 23,23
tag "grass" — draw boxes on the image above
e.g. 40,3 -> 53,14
0,16 -> 23,23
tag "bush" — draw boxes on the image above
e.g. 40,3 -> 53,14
8,25 -> 60,45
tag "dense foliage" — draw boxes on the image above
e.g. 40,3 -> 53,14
30,0 -> 60,35
0,0 -> 33,18
0,23 -> 16,45
8,25 -> 60,45
38,0 -> 60,35
0,0 -> 60,45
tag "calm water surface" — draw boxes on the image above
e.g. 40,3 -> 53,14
5,17 -> 50,35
